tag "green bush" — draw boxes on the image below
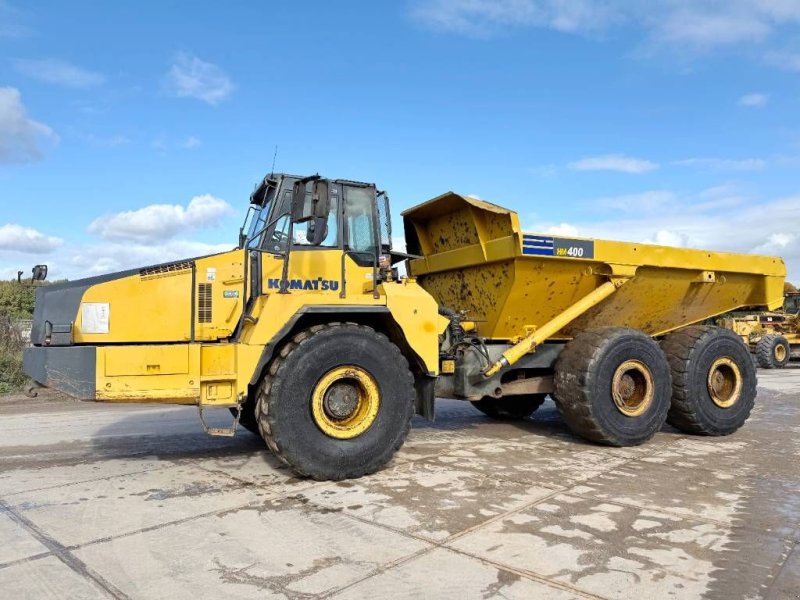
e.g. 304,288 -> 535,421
0,315 -> 25,394
0,280 -> 36,319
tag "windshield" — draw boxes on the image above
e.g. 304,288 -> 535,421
246,206 -> 268,249
245,180 -> 279,249
786,295 -> 800,314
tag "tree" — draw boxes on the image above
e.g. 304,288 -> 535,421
0,281 -> 36,319
786,281 -> 798,294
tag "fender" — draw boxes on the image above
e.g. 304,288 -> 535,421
247,305 -> 390,387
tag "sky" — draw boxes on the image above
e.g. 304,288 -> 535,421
1,0 -> 800,282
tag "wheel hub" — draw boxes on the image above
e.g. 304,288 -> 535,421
775,344 -> 787,363
611,360 -> 654,417
311,366 -> 380,439
707,357 -> 742,408
323,381 -> 360,420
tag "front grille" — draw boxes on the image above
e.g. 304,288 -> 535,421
198,283 -> 212,323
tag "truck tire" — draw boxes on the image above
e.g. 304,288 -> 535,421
256,323 -> 415,480
472,395 -> 546,420
661,326 -> 756,435
755,335 -> 790,369
554,328 -> 671,446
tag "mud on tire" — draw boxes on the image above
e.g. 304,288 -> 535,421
256,323 -> 415,480
554,327 -> 672,446
661,325 -> 756,436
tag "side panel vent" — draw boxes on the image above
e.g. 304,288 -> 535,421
140,260 -> 194,280
198,283 -> 212,323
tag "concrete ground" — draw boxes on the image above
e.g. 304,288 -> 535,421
1,367 -> 799,600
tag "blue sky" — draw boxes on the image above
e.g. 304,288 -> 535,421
1,0 -> 800,282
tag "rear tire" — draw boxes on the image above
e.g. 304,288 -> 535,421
661,326 -> 756,435
256,323 -> 415,480
554,328 -> 672,446
755,334 -> 790,369
472,395 -> 546,420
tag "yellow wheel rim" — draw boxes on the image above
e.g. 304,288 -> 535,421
611,360 -> 655,417
775,344 -> 787,363
707,357 -> 742,408
311,366 -> 380,439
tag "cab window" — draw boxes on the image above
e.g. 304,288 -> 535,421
344,186 -> 377,260
262,190 -> 294,254
292,192 -> 339,248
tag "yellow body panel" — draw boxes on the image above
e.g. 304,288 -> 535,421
77,251 -> 245,344
404,193 -> 786,342
96,344 -> 200,403
81,247 -> 443,404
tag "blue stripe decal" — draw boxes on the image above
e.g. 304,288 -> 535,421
523,246 -> 555,256
523,233 -> 555,256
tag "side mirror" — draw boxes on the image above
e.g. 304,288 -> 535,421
238,227 -> 247,249
305,217 -> 329,246
292,178 -> 330,223
32,264 -> 48,282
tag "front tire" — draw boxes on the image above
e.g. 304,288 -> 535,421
661,326 -> 756,435
256,323 -> 415,480
755,334 -> 790,369
554,328 -> 672,446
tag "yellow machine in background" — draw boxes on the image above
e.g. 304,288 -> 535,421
24,173 -> 786,480
717,292 -> 800,368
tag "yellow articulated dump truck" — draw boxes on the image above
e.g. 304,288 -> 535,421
717,292 -> 800,369
24,173 -> 786,480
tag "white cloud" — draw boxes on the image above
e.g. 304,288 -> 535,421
88,194 -> 234,243
411,1 -> 800,57
12,58 -> 104,88
527,192 -> 800,282
739,92 -> 769,107
545,223 -> 579,237
673,157 -> 767,171
568,154 -> 658,174
64,239 -> 234,277
594,190 -> 677,211
651,8 -> 771,48
166,53 -> 234,105
0,87 -> 58,164
411,0 -> 619,36
180,136 -> 201,149
765,50 -> 800,72
0,224 -> 62,253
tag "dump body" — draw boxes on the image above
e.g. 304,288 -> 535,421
404,193 -> 786,342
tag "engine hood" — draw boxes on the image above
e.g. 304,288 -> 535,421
30,268 -> 138,346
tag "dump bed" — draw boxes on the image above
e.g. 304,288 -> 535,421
403,193 -> 786,341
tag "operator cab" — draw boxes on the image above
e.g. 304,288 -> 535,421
239,173 -> 405,300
